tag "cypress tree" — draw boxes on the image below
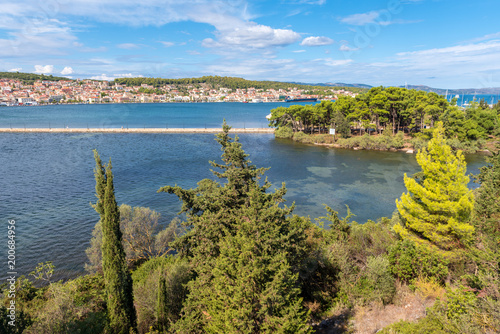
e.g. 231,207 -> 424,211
93,150 -> 136,333
156,276 -> 168,333
394,122 -> 474,251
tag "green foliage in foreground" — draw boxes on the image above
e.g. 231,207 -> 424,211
132,256 -> 193,333
85,204 -> 182,273
158,121 -> 312,333
395,123 -> 475,252
6,123 -> 500,333
388,239 -> 449,284
92,151 -> 136,333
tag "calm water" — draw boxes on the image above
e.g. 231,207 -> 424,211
450,94 -> 499,107
0,102 -> 297,129
0,103 -> 488,280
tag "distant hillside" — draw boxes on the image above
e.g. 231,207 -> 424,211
111,75 -> 356,92
0,72 -> 70,84
402,85 -> 500,95
288,81 -> 371,89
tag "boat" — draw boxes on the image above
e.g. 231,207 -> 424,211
285,97 -> 318,102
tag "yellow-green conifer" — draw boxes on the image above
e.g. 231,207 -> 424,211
395,122 -> 474,250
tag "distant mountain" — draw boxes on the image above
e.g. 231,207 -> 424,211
287,81 -> 372,89
403,85 -> 500,95
290,81 -> 500,95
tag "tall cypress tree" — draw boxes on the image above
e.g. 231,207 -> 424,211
93,150 -> 136,333
394,122 -> 474,251
156,276 -> 168,333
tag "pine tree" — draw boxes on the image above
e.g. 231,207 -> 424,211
159,122 -> 312,333
156,276 -> 168,333
93,150 -> 136,334
394,122 -> 474,251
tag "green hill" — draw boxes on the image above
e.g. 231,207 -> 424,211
0,71 -> 71,84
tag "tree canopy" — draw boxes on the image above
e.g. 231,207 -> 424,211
394,122 -> 475,252
158,121 -> 312,333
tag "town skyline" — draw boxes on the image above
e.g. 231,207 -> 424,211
1,0 -> 499,89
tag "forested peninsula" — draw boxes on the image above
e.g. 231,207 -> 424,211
269,86 -> 500,153
2,121 -> 499,333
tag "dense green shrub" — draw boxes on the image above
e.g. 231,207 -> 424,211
323,218 -> 399,308
275,126 -> 293,139
335,133 -> 405,150
0,306 -> 32,333
24,274 -> 107,334
293,131 -> 314,143
388,240 -> 449,284
410,137 -> 428,151
366,255 -> 396,304
132,256 -> 193,334
313,134 -> 335,144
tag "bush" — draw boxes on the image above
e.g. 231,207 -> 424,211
24,274 -> 107,334
365,255 -> 396,304
335,134 -> 405,150
324,218 -> 399,308
388,240 -> 449,284
290,131 -> 335,144
85,205 -> 183,272
292,131 -> 314,143
275,126 -> 293,139
313,134 -> 335,144
132,256 -> 193,333
410,137 -> 428,151
446,138 -> 485,153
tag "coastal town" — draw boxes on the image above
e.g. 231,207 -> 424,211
0,77 -> 357,106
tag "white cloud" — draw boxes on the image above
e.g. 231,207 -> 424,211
340,10 -> 421,26
8,68 -> 22,72
90,74 -> 115,81
323,58 -> 353,66
463,31 -> 500,43
34,65 -> 54,74
89,73 -> 142,81
340,11 -> 380,25
117,43 -> 140,50
301,36 -> 334,46
61,66 -> 74,75
339,44 -> 359,52
0,10 -> 77,58
293,50 -> 306,53
114,73 -> 143,78
202,24 -> 301,51
283,0 -> 326,4
0,0 -> 301,58
159,41 -> 174,47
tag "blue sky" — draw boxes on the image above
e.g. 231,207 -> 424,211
1,0 -> 499,88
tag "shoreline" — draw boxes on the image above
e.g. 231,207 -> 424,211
0,127 -> 274,134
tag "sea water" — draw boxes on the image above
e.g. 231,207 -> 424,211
0,103 -> 488,280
